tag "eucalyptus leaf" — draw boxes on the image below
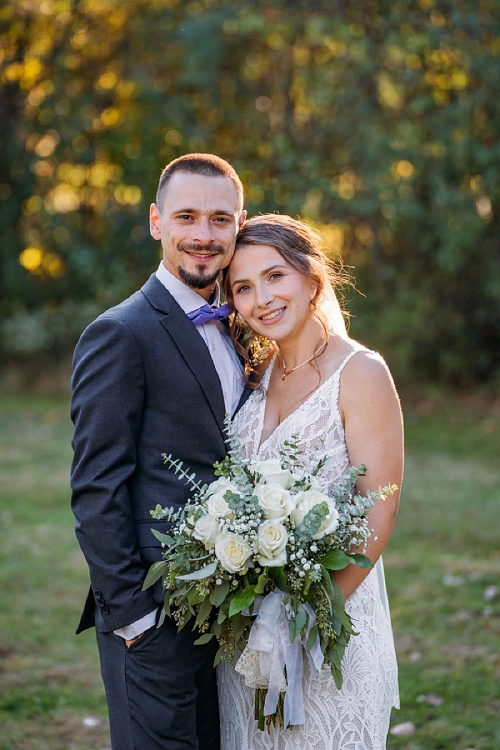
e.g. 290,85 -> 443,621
295,606 -> 307,635
193,633 -> 214,645
142,560 -> 169,590
214,579 -> 230,607
151,529 -> 176,546
177,560 -> 218,581
195,595 -> 213,628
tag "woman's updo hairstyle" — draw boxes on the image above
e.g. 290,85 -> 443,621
223,214 -> 348,386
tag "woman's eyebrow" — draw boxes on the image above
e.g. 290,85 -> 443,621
231,264 -> 287,286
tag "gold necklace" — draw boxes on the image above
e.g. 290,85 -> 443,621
281,338 -> 328,381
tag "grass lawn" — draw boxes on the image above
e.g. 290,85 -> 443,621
0,392 -> 499,749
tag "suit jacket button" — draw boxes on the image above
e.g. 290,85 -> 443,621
94,590 -> 102,598
101,605 -> 110,615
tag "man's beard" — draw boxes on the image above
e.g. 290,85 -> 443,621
177,242 -> 226,290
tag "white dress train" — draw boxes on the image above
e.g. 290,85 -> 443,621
217,350 -> 399,750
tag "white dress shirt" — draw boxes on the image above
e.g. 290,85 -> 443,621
114,263 -> 244,640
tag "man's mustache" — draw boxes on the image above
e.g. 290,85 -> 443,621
178,242 -> 226,255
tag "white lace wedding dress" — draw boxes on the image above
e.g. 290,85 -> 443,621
218,350 -> 399,750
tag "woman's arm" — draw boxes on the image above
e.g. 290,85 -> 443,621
335,350 -> 404,600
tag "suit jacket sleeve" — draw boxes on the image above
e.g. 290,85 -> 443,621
70,315 -> 157,632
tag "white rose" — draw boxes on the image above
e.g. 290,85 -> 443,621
215,532 -> 251,573
256,520 -> 288,567
206,477 -> 238,518
291,489 -> 339,540
192,514 -> 219,549
250,458 -> 293,489
255,483 -> 295,520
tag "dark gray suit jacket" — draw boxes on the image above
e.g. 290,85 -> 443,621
71,273 -> 248,633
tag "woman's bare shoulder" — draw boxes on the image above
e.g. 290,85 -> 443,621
340,342 -> 398,402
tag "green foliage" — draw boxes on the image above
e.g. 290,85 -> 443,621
1,1 -> 499,385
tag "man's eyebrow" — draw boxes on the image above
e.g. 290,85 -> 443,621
231,264 -> 287,286
172,208 -> 234,216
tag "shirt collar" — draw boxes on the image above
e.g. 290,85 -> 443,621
155,262 -> 220,314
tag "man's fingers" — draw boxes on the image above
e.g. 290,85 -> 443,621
125,631 -> 145,648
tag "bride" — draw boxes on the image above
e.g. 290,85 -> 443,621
218,214 -> 403,750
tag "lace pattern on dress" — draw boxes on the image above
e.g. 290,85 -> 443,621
218,350 -> 399,750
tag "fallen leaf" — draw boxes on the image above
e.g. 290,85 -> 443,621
83,715 -> 102,727
389,721 -> 416,736
417,692 -> 443,706
483,585 -> 499,601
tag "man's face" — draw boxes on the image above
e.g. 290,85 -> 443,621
150,171 -> 245,299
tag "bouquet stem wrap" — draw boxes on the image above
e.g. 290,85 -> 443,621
235,590 -> 324,727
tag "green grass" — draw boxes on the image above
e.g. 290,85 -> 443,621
0,393 -> 499,749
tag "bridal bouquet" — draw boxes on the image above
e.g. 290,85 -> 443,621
144,422 -> 396,730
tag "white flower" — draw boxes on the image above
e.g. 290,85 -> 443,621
215,532 -> 251,573
192,513 -> 219,549
255,483 -> 295,520
250,458 -> 293,489
206,477 -> 238,518
291,489 -> 339,540
256,520 -> 288,567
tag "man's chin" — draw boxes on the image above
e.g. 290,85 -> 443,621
178,266 -> 220,290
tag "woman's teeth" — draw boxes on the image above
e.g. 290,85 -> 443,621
261,308 -> 284,321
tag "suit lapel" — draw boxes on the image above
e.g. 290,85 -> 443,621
233,386 -> 252,417
141,275 -> 227,435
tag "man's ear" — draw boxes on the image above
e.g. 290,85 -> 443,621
149,204 -> 161,240
238,210 -> 247,230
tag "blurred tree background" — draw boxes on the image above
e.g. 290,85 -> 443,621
1,0 -> 499,389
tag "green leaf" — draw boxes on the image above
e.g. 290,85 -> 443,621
295,606 -> 307,635
142,560 -> 169,590
349,553 -> 373,569
269,566 -> 289,592
157,607 -> 167,628
254,570 -> 268,595
306,624 -> 318,653
288,617 -> 297,643
229,587 -> 255,617
151,529 -> 176,546
213,646 -> 225,667
318,549 -> 353,570
214,579 -> 230,607
177,561 -> 218,581
193,633 -> 214,645
195,595 -> 213,628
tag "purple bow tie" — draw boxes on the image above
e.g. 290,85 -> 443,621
187,303 -> 232,326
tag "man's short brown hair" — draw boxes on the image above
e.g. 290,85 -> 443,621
155,153 -> 244,212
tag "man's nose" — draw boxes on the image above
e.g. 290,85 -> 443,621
192,217 -> 215,245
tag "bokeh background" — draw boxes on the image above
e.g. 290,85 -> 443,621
0,1 -> 499,749
1,0 -> 499,389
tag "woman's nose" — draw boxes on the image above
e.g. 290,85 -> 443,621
255,284 -> 273,308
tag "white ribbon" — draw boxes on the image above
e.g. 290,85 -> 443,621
235,590 -> 324,727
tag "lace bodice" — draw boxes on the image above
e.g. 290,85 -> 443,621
234,351 -> 359,486
218,349 -> 399,750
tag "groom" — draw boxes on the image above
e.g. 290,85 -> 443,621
70,153 -> 246,749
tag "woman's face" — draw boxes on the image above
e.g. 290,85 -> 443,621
228,243 -> 316,342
